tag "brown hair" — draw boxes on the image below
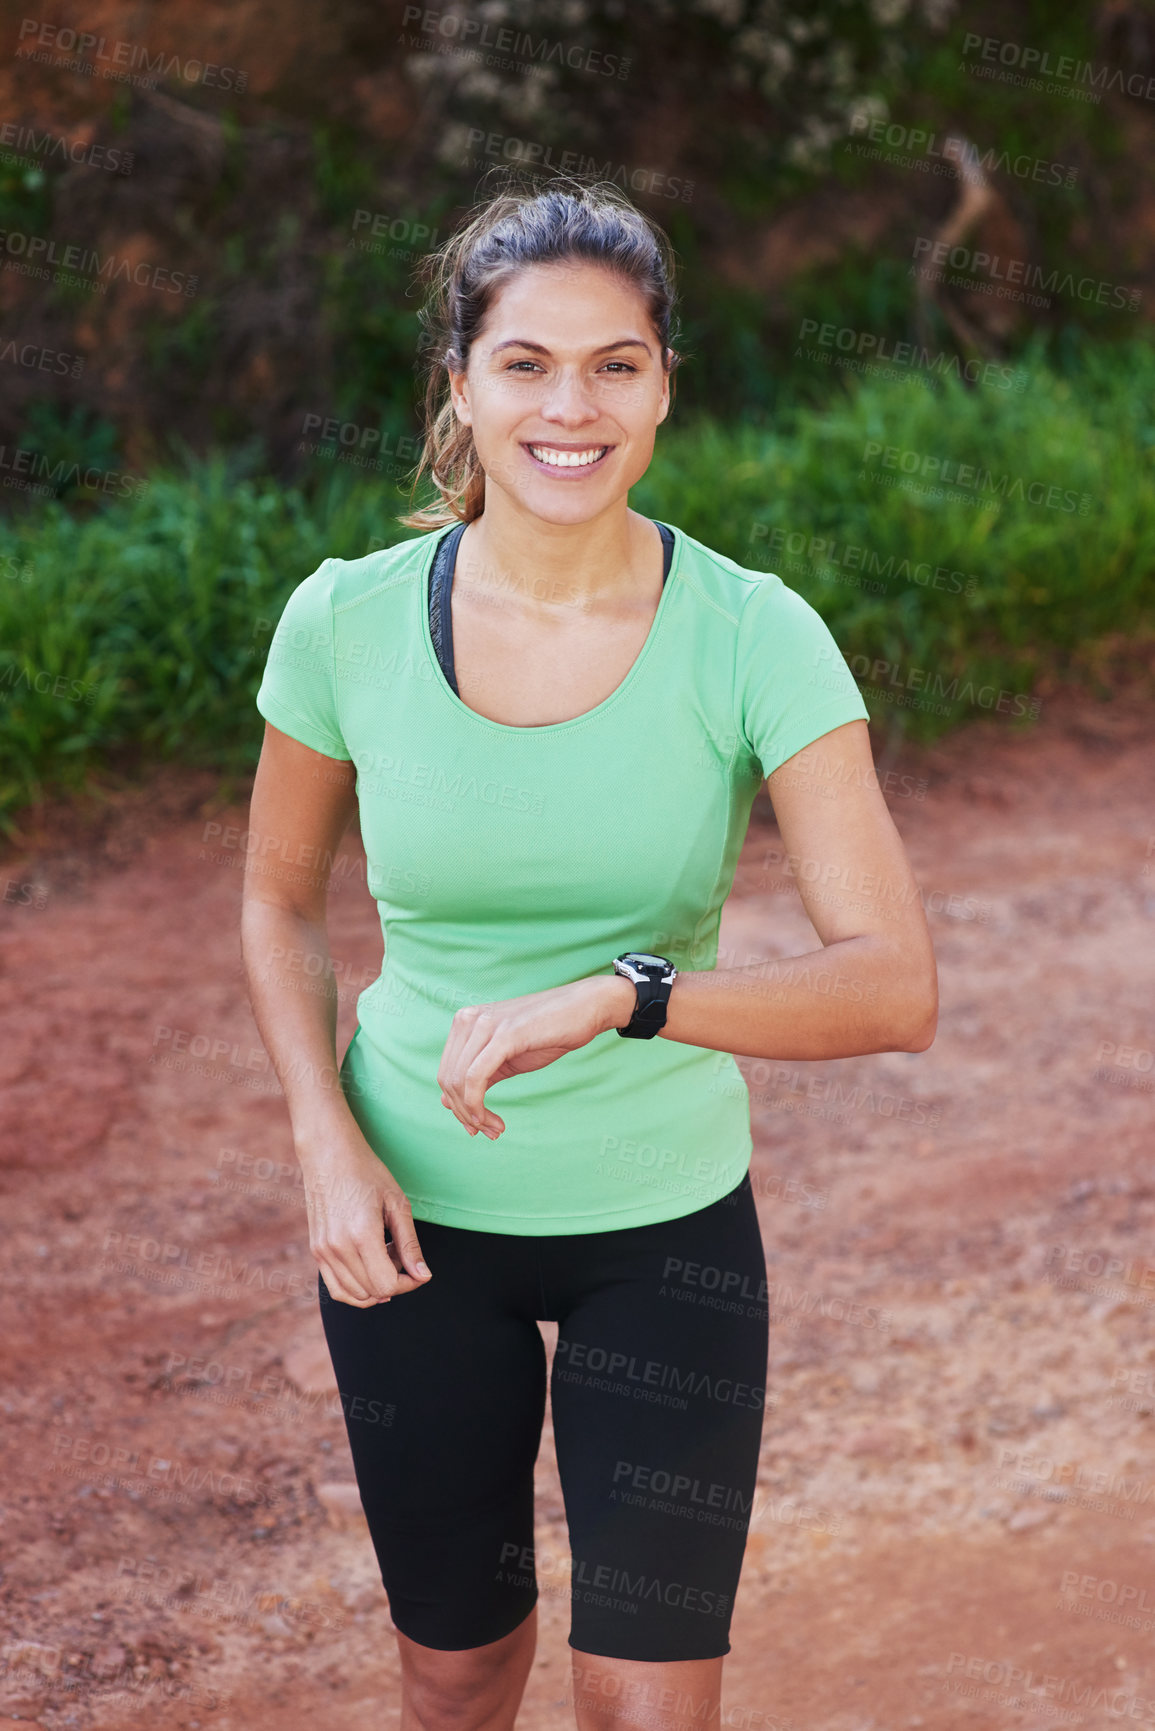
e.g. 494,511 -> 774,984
397,171 -> 684,529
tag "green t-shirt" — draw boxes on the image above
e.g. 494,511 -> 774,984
255,522 -> 869,1234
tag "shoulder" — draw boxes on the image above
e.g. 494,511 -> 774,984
321,532 -> 440,614
669,524 -> 790,627
669,525 -> 853,692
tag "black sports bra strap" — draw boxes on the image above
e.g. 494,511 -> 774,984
428,521 -> 467,696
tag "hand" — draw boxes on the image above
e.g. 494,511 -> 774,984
295,1119 -> 433,1308
437,973 -> 635,1139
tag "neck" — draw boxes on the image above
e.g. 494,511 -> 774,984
457,497 -> 663,613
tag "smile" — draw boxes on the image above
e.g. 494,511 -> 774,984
524,443 -> 611,471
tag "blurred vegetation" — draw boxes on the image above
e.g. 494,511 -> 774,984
2,330 -> 1152,829
1,0 -> 1147,469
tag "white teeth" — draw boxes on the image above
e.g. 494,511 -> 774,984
528,445 -> 607,468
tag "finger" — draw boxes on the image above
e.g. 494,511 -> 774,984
342,1198 -> 415,1299
307,1191 -> 375,1301
453,1018 -> 510,1135
315,1255 -> 375,1307
317,1235 -> 377,1304
439,1007 -> 491,1133
437,1008 -> 479,1131
440,1002 -> 485,1083
382,1245 -> 429,1292
323,1256 -> 373,1304
447,1011 -> 502,1132
462,1036 -> 509,1132
383,1196 -> 433,1283
352,1194 -> 431,1297
355,1215 -> 413,1298
307,1196 -> 374,1303
448,1018 -> 494,1131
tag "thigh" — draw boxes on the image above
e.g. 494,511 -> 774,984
548,1175 -> 770,1663
319,1220 -> 547,1650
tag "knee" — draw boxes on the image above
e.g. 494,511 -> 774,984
403,1668 -> 495,1729
400,1617 -> 535,1725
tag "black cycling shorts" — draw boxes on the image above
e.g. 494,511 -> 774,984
318,1170 -> 769,1662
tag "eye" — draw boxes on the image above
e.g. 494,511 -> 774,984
501,358 -> 640,374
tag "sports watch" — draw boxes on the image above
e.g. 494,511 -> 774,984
612,951 -> 679,1039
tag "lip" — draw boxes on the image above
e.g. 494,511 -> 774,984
521,441 -> 613,477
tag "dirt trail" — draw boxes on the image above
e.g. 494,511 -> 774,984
1,681 -> 1154,1731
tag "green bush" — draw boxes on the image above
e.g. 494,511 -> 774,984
0,456 -> 418,826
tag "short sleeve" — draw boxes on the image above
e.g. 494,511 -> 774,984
734,574 -> 869,779
255,559 -> 352,761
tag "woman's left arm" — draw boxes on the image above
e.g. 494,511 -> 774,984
438,719 -> 937,1136
649,718 -> 938,1060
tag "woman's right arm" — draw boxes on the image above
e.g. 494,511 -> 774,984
240,721 -> 432,1308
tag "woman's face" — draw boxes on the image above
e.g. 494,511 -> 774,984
448,259 -> 671,525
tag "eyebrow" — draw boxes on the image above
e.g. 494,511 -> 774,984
488,338 -> 652,357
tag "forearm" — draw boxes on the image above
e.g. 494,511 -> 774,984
240,898 -> 361,1150
596,935 -> 935,1060
241,891 -> 430,1308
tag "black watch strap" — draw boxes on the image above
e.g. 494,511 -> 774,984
614,953 -> 678,1039
620,993 -> 668,1039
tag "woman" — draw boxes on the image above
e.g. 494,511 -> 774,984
241,178 -> 937,1731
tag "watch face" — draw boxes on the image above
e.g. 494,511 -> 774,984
629,952 -> 669,968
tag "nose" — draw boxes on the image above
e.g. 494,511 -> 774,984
538,367 -> 602,427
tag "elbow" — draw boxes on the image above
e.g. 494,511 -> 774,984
886,976 -> 942,1052
892,984 -> 939,1053
902,1016 -> 938,1053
